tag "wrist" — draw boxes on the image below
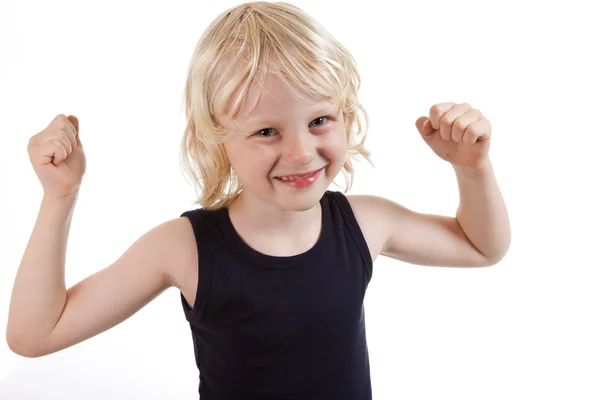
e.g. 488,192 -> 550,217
453,157 -> 493,177
42,189 -> 80,203
41,191 -> 79,220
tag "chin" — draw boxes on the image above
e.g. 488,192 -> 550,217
272,181 -> 329,212
281,196 -> 322,212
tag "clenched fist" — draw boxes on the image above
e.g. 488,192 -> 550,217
27,114 -> 86,198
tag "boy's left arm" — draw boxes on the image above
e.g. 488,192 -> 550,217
352,102 -> 510,267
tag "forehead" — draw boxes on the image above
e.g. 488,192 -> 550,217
219,69 -> 337,124
254,78 -> 335,119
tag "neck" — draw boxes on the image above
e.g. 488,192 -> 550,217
227,190 -> 321,237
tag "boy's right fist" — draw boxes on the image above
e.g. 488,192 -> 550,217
28,114 -> 86,198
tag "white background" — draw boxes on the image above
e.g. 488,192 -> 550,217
1,0 -> 599,399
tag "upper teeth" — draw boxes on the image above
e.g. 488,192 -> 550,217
279,172 -> 313,181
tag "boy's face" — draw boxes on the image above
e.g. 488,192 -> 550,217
217,73 -> 348,211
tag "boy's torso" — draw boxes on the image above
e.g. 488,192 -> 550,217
173,194 -> 382,310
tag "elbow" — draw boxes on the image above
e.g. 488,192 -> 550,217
475,232 -> 512,267
482,257 -> 503,267
6,333 -> 46,358
482,245 -> 511,267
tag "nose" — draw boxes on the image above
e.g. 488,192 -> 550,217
281,129 -> 316,165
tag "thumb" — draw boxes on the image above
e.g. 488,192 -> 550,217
67,115 -> 82,148
415,116 -> 434,137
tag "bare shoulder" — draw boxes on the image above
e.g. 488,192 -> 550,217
118,216 -> 198,292
113,216 -> 197,292
162,216 -> 199,309
345,194 -> 393,263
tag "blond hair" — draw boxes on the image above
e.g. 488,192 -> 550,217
179,1 -> 374,210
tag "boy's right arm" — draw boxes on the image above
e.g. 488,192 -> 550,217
6,192 -> 185,358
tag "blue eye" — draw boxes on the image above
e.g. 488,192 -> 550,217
253,116 -> 330,137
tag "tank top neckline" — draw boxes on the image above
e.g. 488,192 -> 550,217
215,191 -> 333,269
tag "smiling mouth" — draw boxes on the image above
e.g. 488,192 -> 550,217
275,167 -> 324,181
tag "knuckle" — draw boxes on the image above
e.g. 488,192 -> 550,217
441,115 -> 452,125
55,115 -> 68,127
55,115 -> 69,126
52,138 -> 64,148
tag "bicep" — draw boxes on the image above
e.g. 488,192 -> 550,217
34,219 -> 184,357
352,195 -> 490,268
381,203 -> 488,267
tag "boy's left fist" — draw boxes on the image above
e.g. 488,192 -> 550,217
416,102 -> 492,170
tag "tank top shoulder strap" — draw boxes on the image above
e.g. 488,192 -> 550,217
326,191 -> 373,282
179,208 -> 213,322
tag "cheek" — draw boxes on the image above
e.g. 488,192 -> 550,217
226,142 -> 276,180
255,150 -> 277,166
248,147 -> 278,177
224,142 -> 251,178
328,126 -> 349,158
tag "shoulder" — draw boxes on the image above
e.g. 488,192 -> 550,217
345,193 -> 398,226
147,216 -> 199,293
346,194 -> 409,219
344,194 -> 399,263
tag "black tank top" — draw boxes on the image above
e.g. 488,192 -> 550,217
179,190 -> 373,399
